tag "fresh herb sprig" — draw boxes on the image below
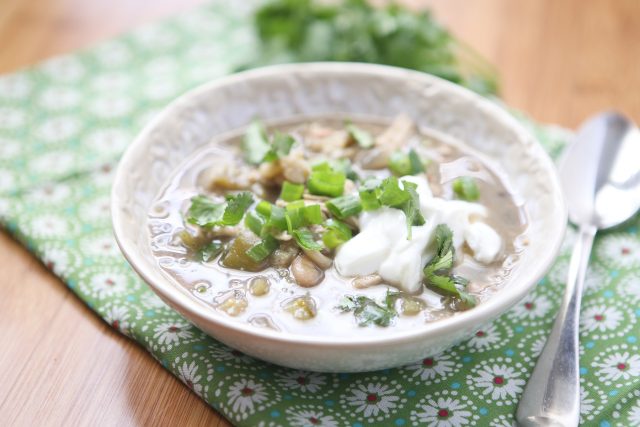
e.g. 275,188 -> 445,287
242,0 -> 499,96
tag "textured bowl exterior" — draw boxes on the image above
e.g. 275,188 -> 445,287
112,63 -> 566,372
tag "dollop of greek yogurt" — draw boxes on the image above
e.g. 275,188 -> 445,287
335,175 -> 502,293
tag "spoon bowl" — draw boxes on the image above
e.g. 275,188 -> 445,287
559,111 -> 640,229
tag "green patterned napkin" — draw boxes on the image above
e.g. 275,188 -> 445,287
1,2 -> 639,426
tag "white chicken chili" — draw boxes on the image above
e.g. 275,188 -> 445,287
148,115 -> 528,337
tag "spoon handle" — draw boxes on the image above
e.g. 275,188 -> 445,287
516,225 -> 596,427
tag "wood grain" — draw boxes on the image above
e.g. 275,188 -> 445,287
1,0 -> 639,425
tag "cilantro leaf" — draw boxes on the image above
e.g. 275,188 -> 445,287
186,193 -> 253,228
242,121 -> 272,164
223,192 -> 254,225
242,120 -> 295,164
186,196 -> 226,227
336,294 -> 398,327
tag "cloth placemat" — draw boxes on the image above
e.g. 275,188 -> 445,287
1,1 -> 639,425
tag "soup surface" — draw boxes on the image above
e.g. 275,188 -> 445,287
148,115 -> 528,338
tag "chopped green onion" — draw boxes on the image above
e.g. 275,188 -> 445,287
452,177 -> 480,201
242,121 -> 272,164
244,211 -> 266,236
186,193 -> 253,228
359,178 -> 382,211
285,208 -> 304,233
326,195 -> 362,219
266,205 -> 288,231
286,200 -> 305,210
292,228 -> 323,251
280,181 -> 304,202
311,161 -> 332,172
307,169 -> 346,197
255,200 -> 272,218
388,149 -> 425,176
322,219 -> 352,249
399,180 -> 425,238
246,235 -> 279,262
329,158 -> 359,181
301,204 -> 323,225
346,123 -> 374,148
423,224 -> 476,309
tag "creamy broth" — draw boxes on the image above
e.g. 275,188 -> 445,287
148,116 -> 528,337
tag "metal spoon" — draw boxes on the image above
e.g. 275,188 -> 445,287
516,112 -> 640,427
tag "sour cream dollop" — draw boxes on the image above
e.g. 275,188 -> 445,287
334,175 -> 502,293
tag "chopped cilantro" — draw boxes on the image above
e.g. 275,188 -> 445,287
336,291 -> 399,327
186,193 -> 253,228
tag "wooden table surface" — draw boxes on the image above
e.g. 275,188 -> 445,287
1,0 -> 639,425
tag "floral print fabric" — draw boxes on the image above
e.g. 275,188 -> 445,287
0,1 -> 638,425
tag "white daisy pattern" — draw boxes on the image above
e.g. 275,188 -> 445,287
104,305 -> 130,334
411,393 -> 475,427
28,213 -> 72,238
0,169 -> 15,192
85,128 -> 131,156
467,361 -> 526,404
88,271 -> 129,299
36,116 -> 81,143
286,406 -> 339,427
509,294 -> 552,321
38,86 -> 82,111
41,56 -> 86,82
404,351 -> 458,383
227,379 -> 268,415
177,361 -> 203,397
29,150 -> 75,176
153,321 -> 194,346
344,381 -> 400,419
629,401 -> 640,425
0,74 -> 32,99
466,323 -> 502,351
580,304 -> 623,333
275,370 -> 327,394
596,232 -> 640,269
0,107 -> 26,129
593,350 -> 640,383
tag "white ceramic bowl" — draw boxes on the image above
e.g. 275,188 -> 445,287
112,63 -> 566,372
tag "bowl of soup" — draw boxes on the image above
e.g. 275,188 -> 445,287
112,62 -> 566,372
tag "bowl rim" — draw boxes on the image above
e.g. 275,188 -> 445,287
112,62 -> 567,348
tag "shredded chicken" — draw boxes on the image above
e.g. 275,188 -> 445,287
280,149 -> 311,184
304,123 -> 352,153
375,114 -> 415,151
201,162 -> 256,191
